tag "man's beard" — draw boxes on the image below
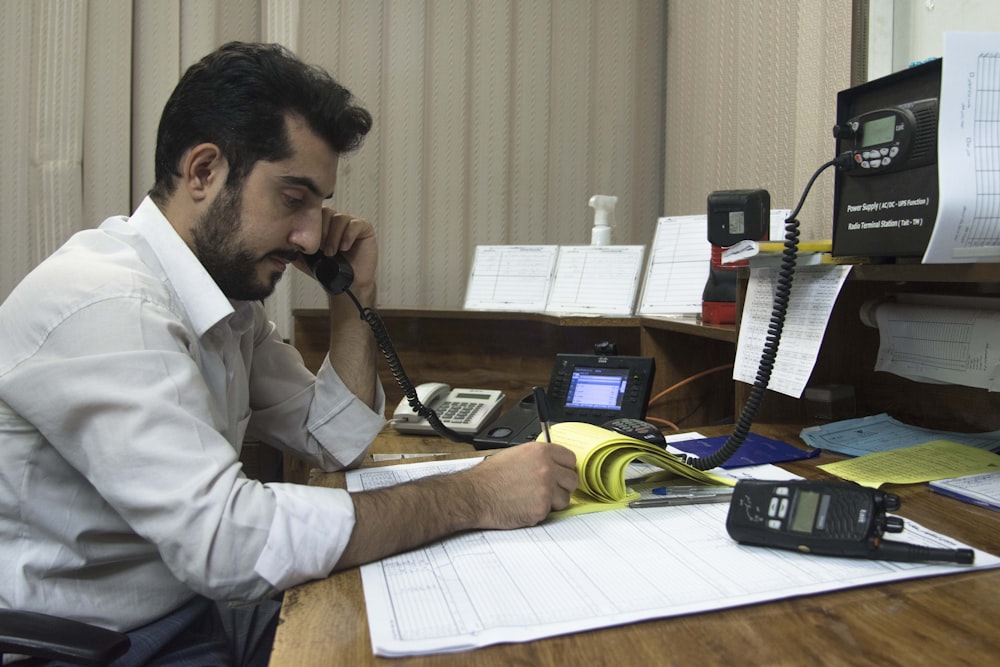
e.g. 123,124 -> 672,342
191,185 -> 287,301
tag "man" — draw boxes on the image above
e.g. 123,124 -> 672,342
0,42 -> 578,665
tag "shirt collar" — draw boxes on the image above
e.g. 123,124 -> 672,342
128,196 -> 242,338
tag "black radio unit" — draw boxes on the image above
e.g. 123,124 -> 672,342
832,58 -> 941,259
837,97 -> 938,176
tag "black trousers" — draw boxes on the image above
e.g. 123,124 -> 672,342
45,595 -> 281,667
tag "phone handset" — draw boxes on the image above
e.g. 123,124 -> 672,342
391,382 -> 451,422
303,252 -> 354,295
304,252 -> 477,444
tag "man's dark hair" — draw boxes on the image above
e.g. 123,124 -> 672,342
149,41 -> 372,203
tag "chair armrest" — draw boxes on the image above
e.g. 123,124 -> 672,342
0,608 -> 130,666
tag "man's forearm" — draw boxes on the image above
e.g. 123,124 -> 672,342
335,469 -> 479,569
326,283 -> 379,408
332,442 -> 580,570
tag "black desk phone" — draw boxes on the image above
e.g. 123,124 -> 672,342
472,354 -> 655,450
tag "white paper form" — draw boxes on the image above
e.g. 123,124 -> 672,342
862,295 -> 1000,391
349,457 -> 999,658
545,245 -> 645,316
463,245 -> 559,311
637,215 -> 710,316
923,32 -> 1000,263
734,265 -> 853,398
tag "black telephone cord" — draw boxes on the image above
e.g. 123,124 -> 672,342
689,154 -> 852,471
343,289 -> 476,445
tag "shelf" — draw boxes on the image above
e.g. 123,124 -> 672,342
734,261 -> 1000,431
295,307 -> 737,341
294,307 -> 641,328
639,315 -> 737,343
293,306 -> 738,428
846,263 -> 1000,284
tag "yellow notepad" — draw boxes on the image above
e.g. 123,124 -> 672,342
549,422 -> 734,517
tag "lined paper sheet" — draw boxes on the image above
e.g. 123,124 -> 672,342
734,265 -> 852,398
637,215 -> 710,316
862,295 -> 1000,391
545,245 -> 645,316
463,245 -> 559,311
349,457 -> 999,658
924,32 -> 1000,263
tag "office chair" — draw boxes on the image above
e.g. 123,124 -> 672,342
0,608 -> 130,666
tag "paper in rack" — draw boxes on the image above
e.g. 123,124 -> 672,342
463,245 -> 559,311
860,294 -> 1000,391
544,245 -> 645,316
637,214 -> 710,316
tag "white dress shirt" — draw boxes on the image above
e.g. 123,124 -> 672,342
0,197 -> 386,631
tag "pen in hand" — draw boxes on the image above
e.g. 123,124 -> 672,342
533,386 -> 552,443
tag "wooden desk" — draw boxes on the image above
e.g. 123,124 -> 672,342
270,425 -> 1000,666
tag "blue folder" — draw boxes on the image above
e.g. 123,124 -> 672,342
669,432 -> 818,469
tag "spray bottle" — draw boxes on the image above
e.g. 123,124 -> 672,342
588,195 -> 617,246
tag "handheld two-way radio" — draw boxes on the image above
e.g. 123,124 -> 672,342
726,479 -> 974,564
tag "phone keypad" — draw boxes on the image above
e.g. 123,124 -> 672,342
437,401 -> 484,424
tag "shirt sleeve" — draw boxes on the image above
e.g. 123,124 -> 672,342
244,305 -> 387,471
253,483 -> 356,589
1,295 -> 382,599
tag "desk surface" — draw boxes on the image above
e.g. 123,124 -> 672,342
270,425 -> 1000,666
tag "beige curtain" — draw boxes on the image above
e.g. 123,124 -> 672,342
1,0 -> 131,311
664,1 -> 851,236
0,0 -> 851,339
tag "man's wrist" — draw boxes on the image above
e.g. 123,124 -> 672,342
329,282 -> 376,310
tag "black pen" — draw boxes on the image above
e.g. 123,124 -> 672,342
533,386 -> 552,443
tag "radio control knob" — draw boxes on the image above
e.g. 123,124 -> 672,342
885,516 -> 905,533
832,123 -> 856,139
882,492 -> 901,512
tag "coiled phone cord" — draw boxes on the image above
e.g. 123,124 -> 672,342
689,154 -> 852,471
342,289 -> 477,445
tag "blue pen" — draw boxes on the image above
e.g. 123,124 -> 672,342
533,386 -> 552,443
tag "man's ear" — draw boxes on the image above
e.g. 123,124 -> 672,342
180,143 -> 228,203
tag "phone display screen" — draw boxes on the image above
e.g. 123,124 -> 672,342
564,367 -> 628,411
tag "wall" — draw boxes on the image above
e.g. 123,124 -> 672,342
892,0 -> 1000,70
0,0 -> 667,331
663,1 -> 853,243
287,0 -> 667,312
1,0 -> 857,336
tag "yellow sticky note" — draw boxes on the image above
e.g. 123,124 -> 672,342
818,439 -> 1000,488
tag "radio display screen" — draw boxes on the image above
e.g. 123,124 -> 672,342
861,115 -> 896,147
